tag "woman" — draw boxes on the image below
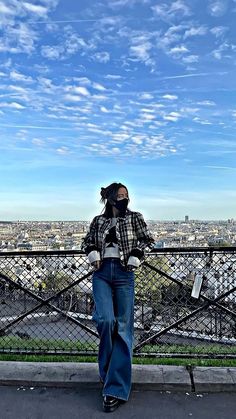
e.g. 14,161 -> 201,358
81,182 -> 154,413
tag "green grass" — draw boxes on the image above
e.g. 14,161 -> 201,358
0,354 -> 235,367
0,336 -> 98,351
1,337 -> 235,353
0,336 -> 235,366
141,343 -> 236,355
0,354 -> 97,363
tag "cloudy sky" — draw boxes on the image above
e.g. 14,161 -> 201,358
0,0 -> 236,221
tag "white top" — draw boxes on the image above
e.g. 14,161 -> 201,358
104,217 -> 120,259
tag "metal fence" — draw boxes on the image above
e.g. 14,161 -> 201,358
0,248 -> 235,359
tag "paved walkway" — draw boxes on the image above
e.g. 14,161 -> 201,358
0,386 -> 236,419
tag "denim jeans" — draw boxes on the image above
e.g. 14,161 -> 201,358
92,258 -> 135,401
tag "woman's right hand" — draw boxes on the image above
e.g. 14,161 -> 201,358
92,260 -> 101,270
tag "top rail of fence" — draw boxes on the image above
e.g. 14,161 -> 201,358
1,245 -> 236,258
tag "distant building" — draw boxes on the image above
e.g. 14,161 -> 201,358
185,215 -> 189,223
17,242 -> 32,251
154,240 -> 166,248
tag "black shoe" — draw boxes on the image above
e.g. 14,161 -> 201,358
103,396 -> 121,413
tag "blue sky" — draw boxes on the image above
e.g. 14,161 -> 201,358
1,0 -> 236,221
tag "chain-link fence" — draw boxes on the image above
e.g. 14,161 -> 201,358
0,248 -> 235,358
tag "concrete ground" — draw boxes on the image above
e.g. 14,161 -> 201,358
0,385 -> 236,419
0,361 -> 235,418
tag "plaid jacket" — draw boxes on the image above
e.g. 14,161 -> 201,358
81,210 -> 155,266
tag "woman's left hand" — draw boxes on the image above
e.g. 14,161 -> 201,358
127,265 -> 136,272
92,260 -> 101,270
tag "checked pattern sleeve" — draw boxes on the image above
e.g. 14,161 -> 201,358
130,212 -> 155,259
81,216 -> 99,255
123,212 -> 155,267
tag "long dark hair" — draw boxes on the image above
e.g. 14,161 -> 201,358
100,182 -> 129,218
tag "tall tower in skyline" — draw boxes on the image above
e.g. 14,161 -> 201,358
185,215 -> 189,223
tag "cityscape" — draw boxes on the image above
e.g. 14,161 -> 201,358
0,217 -> 236,252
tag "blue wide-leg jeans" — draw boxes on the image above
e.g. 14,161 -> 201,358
92,258 -> 135,401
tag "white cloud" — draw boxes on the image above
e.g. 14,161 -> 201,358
32,138 -> 45,146
0,0 -> 59,27
64,94 -> 82,102
74,77 -> 91,85
105,74 -> 123,80
132,136 -> 143,144
22,2 -> 48,16
41,45 -> 64,60
162,94 -> 178,100
99,16 -> 123,29
171,0 -> 191,15
91,94 -> 108,101
152,0 -> 191,21
169,45 -> 189,54
41,28 -> 88,61
140,113 -> 155,121
10,70 -> 33,83
111,147 -> 121,154
38,77 -> 55,91
100,106 -> 110,113
0,101 -> 25,109
1,85 -> 26,96
193,117 -> 212,125
93,51 -> 110,63
197,100 -> 216,106
130,42 -> 152,63
208,1 -> 229,17
40,0 -> 59,7
212,49 -> 222,60
56,146 -> 70,155
112,132 -> 130,142
157,25 -> 184,50
141,108 -> 154,113
108,0 -> 150,9
164,112 -> 181,122
0,2 -> 14,14
211,41 -> 234,61
82,130 -> 178,159
180,107 -> 199,114
0,22 -> 37,54
182,54 -> 199,63
73,86 -> 90,96
210,26 -> 228,38
184,26 -> 207,39
92,82 -> 106,91
64,32 -> 88,55
139,93 -> 154,100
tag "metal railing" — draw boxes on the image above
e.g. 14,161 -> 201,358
0,247 -> 235,358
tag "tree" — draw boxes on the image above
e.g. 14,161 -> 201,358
135,256 -> 171,320
44,272 -> 71,292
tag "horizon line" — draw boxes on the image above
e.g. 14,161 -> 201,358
0,218 -> 234,223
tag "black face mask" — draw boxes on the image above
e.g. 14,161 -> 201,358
113,198 -> 128,216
